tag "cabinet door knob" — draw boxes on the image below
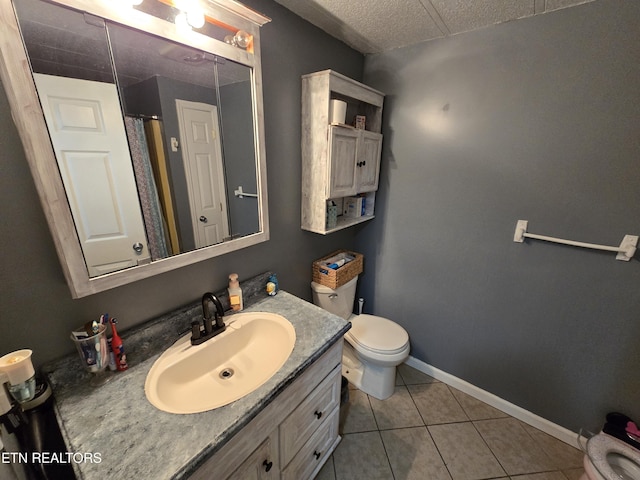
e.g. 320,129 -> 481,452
263,459 -> 273,472
313,450 -> 322,460
132,242 -> 144,254
199,216 -> 208,223
314,410 -> 322,419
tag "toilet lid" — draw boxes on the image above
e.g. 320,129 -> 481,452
346,314 -> 409,355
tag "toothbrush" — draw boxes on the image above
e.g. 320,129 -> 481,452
92,320 -> 102,368
95,341 -> 101,369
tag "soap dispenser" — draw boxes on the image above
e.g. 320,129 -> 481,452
228,273 -> 243,311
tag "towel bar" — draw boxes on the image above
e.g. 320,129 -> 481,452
234,186 -> 258,198
513,220 -> 638,261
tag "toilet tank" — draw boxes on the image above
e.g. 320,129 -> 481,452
310,275 -> 358,320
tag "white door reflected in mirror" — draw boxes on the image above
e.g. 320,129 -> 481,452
34,73 -> 150,276
176,99 -> 230,248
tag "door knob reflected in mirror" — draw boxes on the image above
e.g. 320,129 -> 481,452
199,216 -> 208,223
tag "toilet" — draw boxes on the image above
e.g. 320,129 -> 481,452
311,275 -> 410,400
580,433 -> 640,480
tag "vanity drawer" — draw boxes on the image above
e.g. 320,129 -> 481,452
280,364 -> 341,466
281,405 -> 340,480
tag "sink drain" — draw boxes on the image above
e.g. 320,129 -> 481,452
219,368 -> 234,379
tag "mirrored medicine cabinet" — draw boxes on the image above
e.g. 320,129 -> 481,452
0,0 -> 270,297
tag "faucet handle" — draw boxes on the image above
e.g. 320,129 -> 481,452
191,321 -> 201,341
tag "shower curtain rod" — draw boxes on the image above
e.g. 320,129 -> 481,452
126,113 -> 161,120
513,220 -> 638,262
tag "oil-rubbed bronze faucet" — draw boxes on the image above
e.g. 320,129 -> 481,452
190,293 -> 226,345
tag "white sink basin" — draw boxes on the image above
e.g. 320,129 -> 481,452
144,312 -> 296,414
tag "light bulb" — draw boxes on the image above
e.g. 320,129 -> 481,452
224,34 -> 237,46
233,30 -> 251,49
186,8 -> 205,29
174,12 -> 192,32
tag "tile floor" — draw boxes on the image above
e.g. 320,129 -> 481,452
316,364 -> 585,480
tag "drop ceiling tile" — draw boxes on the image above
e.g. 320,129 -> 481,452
545,0 -> 595,11
302,0 -> 444,52
276,0 -> 601,54
428,0 -> 535,34
274,0 -> 379,52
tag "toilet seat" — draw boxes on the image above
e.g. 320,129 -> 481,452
585,433 -> 640,480
346,314 -> 409,355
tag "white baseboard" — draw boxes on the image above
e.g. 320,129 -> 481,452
404,356 -> 586,450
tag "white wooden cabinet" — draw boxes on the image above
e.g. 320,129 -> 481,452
302,70 -> 384,234
327,126 -> 382,198
191,340 -> 343,480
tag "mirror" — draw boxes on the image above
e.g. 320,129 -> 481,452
0,0 -> 270,296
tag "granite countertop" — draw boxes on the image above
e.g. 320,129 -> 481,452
43,273 -> 350,480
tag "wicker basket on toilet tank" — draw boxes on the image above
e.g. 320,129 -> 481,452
312,250 -> 363,289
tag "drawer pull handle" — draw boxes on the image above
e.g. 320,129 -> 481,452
314,410 -> 323,419
313,450 -> 322,460
263,459 -> 273,472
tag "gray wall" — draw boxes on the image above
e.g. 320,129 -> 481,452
219,81 -> 260,238
358,0 -> 640,432
0,0 -> 363,366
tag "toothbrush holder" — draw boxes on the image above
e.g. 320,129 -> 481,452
70,324 -> 109,377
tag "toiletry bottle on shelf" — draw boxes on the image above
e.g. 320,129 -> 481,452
228,273 -> 243,311
109,319 -> 128,371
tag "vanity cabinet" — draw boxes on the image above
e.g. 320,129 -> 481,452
191,340 -> 343,480
302,70 -> 385,234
